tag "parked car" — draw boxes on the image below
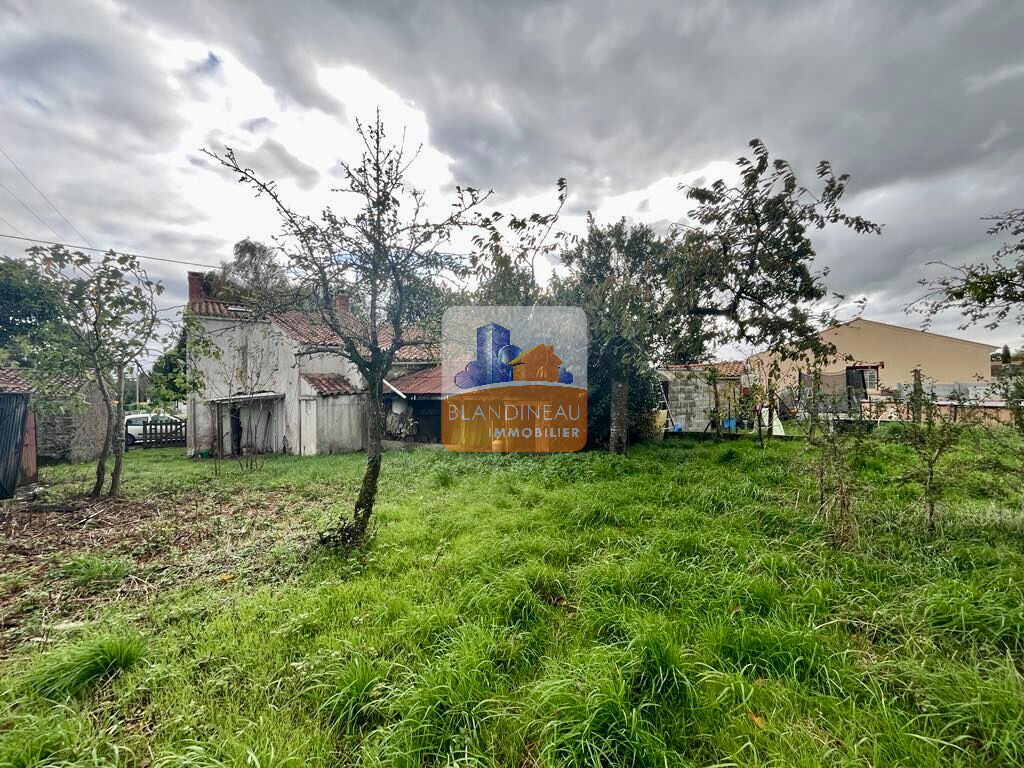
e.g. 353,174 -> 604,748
124,412 -> 185,446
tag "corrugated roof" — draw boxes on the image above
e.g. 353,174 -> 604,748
664,360 -> 747,378
301,372 -> 361,397
387,365 -> 442,396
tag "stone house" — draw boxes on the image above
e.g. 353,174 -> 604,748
184,272 -> 436,457
0,368 -> 107,466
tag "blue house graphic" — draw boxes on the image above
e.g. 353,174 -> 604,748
454,322 -> 573,389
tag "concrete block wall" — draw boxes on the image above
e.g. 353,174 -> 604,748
665,374 -> 714,432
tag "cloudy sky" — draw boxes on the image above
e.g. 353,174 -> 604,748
2,0 -> 1023,356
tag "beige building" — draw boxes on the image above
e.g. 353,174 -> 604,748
749,318 -> 997,393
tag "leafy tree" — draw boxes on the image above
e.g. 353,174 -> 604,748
24,246 -> 163,497
916,208 -> 1024,330
203,238 -> 303,310
471,179 -> 569,306
671,140 -> 880,354
584,360 -> 660,448
667,139 -> 880,441
552,217 -> 671,453
149,328 -> 189,405
206,114 -> 490,546
549,141 -> 879,454
0,256 -> 62,363
1001,344 -> 1012,364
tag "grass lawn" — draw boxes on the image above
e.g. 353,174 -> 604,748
2,437 -> 1024,767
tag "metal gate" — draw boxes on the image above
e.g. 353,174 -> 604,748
0,393 -> 29,500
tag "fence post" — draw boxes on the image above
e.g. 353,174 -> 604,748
912,368 -> 923,424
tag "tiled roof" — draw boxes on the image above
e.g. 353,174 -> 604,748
0,368 -> 84,396
270,310 -> 436,362
190,298 -> 438,363
271,310 -> 347,348
665,360 -> 747,378
186,299 -> 253,319
301,372 -> 361,397
0,369 -> 30,393
387,365 -> 442,396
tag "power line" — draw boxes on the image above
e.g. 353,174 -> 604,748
0,177 -> 66,242
0,213 -> 24,237
0,145 -> 95,247
0,232 -> 221,270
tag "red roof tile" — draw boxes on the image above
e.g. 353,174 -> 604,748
387,365 -> 442,396
190,298 -> 437,363
665,360 -> 747,378
301,373 -> 361,396
0,368 -> 85,396
186,299 -> 253,318
0,369 -> 30,393
271,310 -> 347,348
270,310 -> 436,362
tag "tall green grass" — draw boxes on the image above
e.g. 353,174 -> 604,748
3,435 -> 1023,766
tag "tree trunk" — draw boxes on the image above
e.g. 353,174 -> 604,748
108,366 -> 126,498
352,391 -> 384,539
91,372 -> 114,498
766,386 -> 776,440
912,368 -> 923,424
609,375 -> 628,454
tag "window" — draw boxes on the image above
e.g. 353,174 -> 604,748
863,367 -> 878,391
846,365 -> 880,391
125,416 -> 147,426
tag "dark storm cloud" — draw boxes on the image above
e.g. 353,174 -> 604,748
2,0 -> 1023,346
126,1 -> 1024,338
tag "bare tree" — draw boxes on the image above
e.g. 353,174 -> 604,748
206,113 -> 490,546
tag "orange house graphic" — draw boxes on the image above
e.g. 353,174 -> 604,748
510,344 -> 562,382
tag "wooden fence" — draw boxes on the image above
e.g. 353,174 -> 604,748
127,421 -> 186,450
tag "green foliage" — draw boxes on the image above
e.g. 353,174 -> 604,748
917,207 -> 1024,329
57,554 -> 130,588
585,358 -> 659,448
671,139 -> 880,366
0,256 -> 62,363
26,631 -> 145,700
22,244 -> 166,497
149,327 -> 191,405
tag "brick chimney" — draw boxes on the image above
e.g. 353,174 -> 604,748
187,271 -> 205,301
335,293 -> 350,315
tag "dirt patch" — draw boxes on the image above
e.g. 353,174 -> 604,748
0,492 -> 312,656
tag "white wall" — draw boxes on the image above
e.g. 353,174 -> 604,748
187,317 -> 279,455
316,393 -> 366,453
188,314 -> 373,456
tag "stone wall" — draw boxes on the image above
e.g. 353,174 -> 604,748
663,372 -> 714,432
35,383 -> 107,463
